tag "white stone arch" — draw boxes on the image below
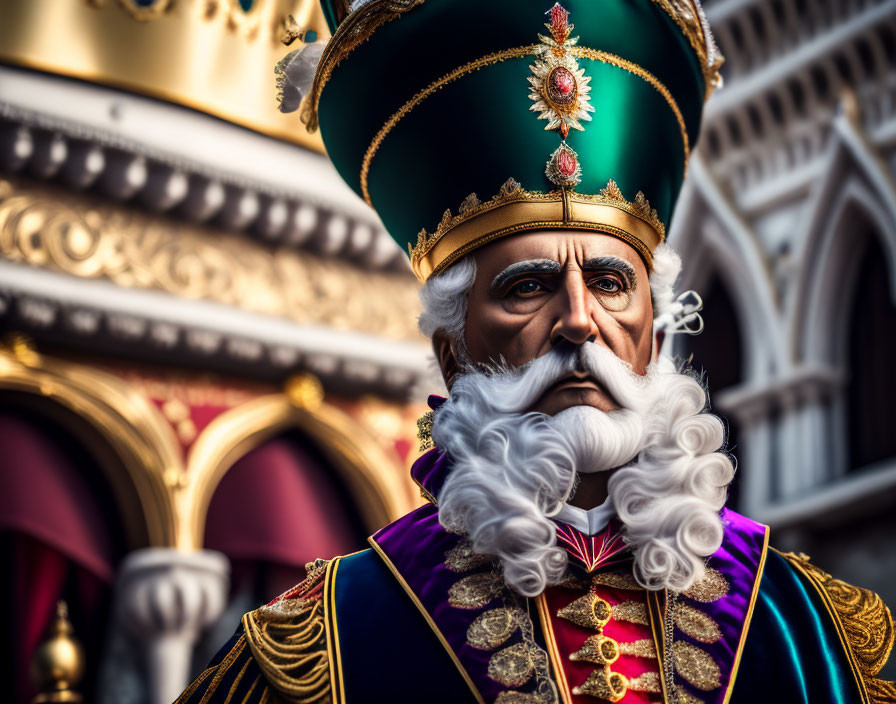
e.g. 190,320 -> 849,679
672,158 -> 784,384
788,118 -> 896,366
784,131 -> 896,482
795,179 -> 896,368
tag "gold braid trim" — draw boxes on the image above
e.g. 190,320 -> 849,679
780,551 -> 896,703
301,0 -> 425,132
243,559 -> 332,704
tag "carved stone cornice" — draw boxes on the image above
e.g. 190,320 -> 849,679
0,177 -> 421,341
0,64 -> 402,269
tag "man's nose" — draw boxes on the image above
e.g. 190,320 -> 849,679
550,272 -> 601,346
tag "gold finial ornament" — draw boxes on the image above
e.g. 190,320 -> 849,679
285,372 -> 324,411
30,601 -> 85,703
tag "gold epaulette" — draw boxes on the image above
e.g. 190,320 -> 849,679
779,551 -> 896,703
242,558 -> 333,704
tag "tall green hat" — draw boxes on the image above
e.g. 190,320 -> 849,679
296,0 -> 721,281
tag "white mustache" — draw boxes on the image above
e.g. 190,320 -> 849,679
452,342 -> 657,417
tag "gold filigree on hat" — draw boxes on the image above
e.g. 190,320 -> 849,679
529,4 -> 594,188
528,3 -> 594,140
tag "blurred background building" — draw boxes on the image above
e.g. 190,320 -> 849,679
0,0 -> 894,701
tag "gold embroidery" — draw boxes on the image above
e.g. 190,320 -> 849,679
591,570 -> 642,591
612,601 -> 650,626
242,560 -> 331,704
556,573 -> 591,591
781,551 -> 896,701
628,670 -> 662,693
416,410 -> 434,451
868,678 -> 896,703
488,642 -> 535,688
676,685 -> 706,704
360,47 -> 687,207
673,641 -> 721,691
617,638 -> 658,659
448,572 -> 504,610
596,180 -> 666,239
467,608 -> 523,651
301,0 -> 426,131
557,593 -> 612,630
572,669 -> 628,701
444,539 -> 493,573
570,634 -> 620,665
682,568 -> 729,603
495,692 -> 541,704
409,178 -> 556,263
674,603 -> 722,644
648,0 -> 722,88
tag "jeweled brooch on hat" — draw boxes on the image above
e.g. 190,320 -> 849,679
529,3 -> 593,188
528,4 -> 594,139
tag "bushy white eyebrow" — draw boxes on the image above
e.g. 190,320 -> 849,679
582,256 -> 637,288
489,255 -> 636,292
490,259 -> 561,292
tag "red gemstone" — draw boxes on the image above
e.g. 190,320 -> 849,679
560,122 -> 570,138
547,67 -> 577,107
550,3 -> 569,40
557,149 -> 577,176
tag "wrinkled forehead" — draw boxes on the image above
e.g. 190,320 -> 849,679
470,230 -> 651,282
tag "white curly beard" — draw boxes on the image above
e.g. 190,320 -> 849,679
432,342 -> 734,597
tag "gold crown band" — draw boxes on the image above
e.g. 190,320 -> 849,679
413,194 -> 662,282
360,45 -> 687,207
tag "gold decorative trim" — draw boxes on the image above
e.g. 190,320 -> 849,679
184,393 -> 419,550
368,536 -> 487,704
243,559 -> 332,704
675,603 -> 722,644
301,0 -> 426,131
683,567 -> 730,603
325,557 -> 346,704
0,335 -> 179,548
409,178 -> 664,282
0,0 -> 328,150
488,642 -> 535,688
535,593 -> 575,704
779,549 -> 896,704
360,45 -> 687,209
673,640 -> 720,691
0,178 -> 422,342
648,0 -> 724,91
416,409 -> 434,451
646,589 -> 671,704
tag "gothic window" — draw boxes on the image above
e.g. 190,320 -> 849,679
847,236 -> 896,470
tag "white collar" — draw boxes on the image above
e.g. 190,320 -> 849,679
554,497 -> 615,536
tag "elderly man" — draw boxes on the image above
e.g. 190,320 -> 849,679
178,1 -> 894,703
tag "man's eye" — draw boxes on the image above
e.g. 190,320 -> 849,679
591,276 -> 623,294
511,279 -> 544,296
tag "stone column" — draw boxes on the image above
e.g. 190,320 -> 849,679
115,549 -> 229,704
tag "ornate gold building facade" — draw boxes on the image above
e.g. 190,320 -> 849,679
0,2 -> 430,701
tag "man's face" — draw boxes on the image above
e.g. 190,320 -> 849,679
455,231 -> 654,416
